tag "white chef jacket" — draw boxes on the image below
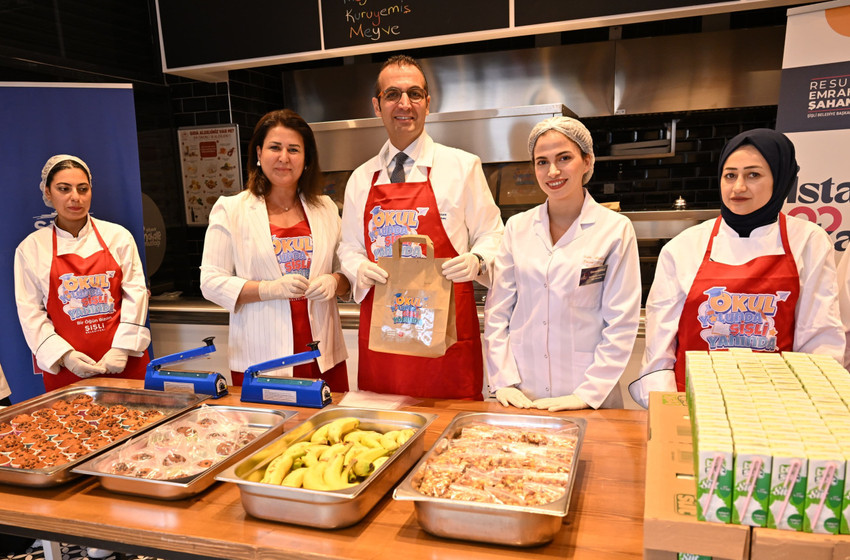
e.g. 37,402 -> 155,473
200,191 -> 347,373
14,217 -> 151,374
0,365 -> 9,401
484,194 -> 641,409
338,131 -> 504,302
834,248 -> 850,369
641,215 -> 844,379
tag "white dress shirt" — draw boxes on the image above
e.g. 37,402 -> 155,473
0,365 -> 9,401
14,217 -> 151,374
339,131 -> 504,302
642,215 -> 844,380
485,194 -> 641,409
200,191 -> 347,373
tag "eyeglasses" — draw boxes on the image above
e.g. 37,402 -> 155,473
377,86 -> 428,104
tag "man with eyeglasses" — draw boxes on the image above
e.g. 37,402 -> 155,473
339,54 -> 504,400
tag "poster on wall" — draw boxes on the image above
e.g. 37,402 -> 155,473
777,0 -> 850,253
178,124 -> 242,225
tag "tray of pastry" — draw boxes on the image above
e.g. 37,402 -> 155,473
73,404 -> 295,500
0,385 -> 207,487
393,411 -> 585,547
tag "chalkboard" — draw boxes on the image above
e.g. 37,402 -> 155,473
158,0 -> 321,69
515,0 -> 730,27
321,0 -> 509,50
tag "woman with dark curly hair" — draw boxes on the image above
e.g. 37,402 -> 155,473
201,109 -> 349,389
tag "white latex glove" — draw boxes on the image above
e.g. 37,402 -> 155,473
98,348 -> 129,374
357,261 -> 388,291
258,274 -> 310,300
304,274 -> 338,301
628,369 -> 677,409
61,350 -> 107,378
532,394 -> 589,412
495,386 -> 533,409
441,253 -> 480,283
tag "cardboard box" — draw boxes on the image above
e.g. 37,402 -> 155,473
644,392 -> 751,560
750,528 -> 850,560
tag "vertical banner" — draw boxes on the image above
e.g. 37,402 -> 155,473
778,1 -> 850,253
0,83 -> 147,403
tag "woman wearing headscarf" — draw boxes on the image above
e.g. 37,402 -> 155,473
485,116 -> 641,411
14,155 -> 150,392
632,129 -> 844,407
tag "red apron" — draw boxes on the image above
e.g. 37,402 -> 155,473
359,168 -> 483,399
43,220 -> 149,391
230,220 -> 349,391
674,214 -> 799,390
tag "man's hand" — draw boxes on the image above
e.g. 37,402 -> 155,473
441,253 -> 480,283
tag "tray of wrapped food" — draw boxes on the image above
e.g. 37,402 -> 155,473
0,386 -> 208,487
216,406 -> 436,529
392,411 -> 585,546
73,404 -> 295,499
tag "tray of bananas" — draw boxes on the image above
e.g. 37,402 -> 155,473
216,406 -> 436,528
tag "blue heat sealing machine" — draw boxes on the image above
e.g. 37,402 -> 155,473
240,341 -> 331,408
144,337 -> 228,398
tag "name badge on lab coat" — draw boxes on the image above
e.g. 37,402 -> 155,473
579,264 -> 608,286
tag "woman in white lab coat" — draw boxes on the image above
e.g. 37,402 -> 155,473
484,116 -> 641,410
633,129 -> 844,407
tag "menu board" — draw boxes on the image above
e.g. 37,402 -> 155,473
320,0 -> 509,49
178,125 -> 242,226
514,0 -> 729,26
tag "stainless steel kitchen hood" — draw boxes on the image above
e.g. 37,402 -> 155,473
310,103 -> 574,171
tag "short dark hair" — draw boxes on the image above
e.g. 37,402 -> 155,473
246,109 -> 323,206
373,54 -> 429,99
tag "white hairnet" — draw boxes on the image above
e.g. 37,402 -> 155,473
39,154 -> 92,208
528,116 -> 595,185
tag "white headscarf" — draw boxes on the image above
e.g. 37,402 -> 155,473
527,116 -> 595,185
39,154 -> 92,208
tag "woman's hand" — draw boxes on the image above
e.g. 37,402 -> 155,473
61,350 -> 106,378
495,386 -> 533,408
532,394 -> 589,412
98,348 -> 129,373
304,274 -> 339,301
258,274 -> 310,300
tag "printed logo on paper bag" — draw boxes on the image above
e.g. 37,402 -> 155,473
367,205 -> 430,258
391,292 -> 427,325
58,271 -> 116,321
273,234 -> 312,278
696,287 -> 791,351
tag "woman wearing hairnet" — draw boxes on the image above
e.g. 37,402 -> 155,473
632,129 -> 844,407
14,155 -> 150,391
485,117 -> 641,410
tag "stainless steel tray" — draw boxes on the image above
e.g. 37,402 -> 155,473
216,406 -> 436,529
72,405 -> 295,500
393,412 -> 586,547
0,386 -> 208,487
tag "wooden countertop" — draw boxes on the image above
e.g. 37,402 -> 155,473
0,379 -> 647,559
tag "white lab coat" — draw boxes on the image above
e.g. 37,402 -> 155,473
200,191 -> 347,373
640,215 -> 844,389
834,248 -> 850,369
485,194 -> 641,409
14,217 -> 150,374
338,132 -> 504,302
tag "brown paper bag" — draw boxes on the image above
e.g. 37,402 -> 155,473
369,235 -> 457,357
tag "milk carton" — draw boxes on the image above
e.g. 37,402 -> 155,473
768,445 -> 808,531
803,446 -> 845,534
732,441 -> 772,526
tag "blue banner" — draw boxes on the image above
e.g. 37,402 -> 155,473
0,83 -> 147,403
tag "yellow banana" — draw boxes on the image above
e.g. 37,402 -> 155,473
326,417 -> 360,444
344,443 -> 369,467
352,447 -> 390,478
281,467 -> 307,488
343,430 -> 383,444
359,432 -> 384,449
310,423 -> 332,444
372,456 -> 389,470
260,453 -> 294,485
319,442 -> 350,461
302,461 -> 331,491
379,431 -> 400,451
395,428 -> 416,446
322,452 -> 357,490
302,444 -> 329,468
